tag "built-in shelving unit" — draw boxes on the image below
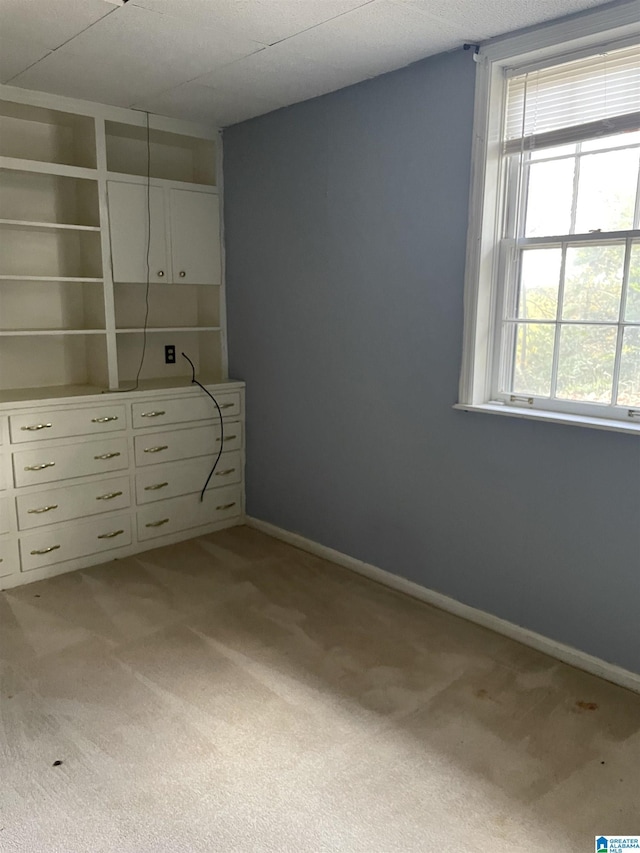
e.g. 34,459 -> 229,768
0,88 -> 224,403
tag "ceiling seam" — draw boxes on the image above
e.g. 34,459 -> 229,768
265,0 -> 378,47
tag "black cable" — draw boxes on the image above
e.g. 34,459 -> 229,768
182,352 -> 224,502
123,110 -> 152,392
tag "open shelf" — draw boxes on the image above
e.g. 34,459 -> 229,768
0,101 -> 96,169
114,282 -> 220,330
0,220 -> 100,232
0,169 -> 99,227
0,226 -> 102,279
117,329 -> 224,386
0,334 -> 108,394
0,279 -> 105,333
105,121 -> 215,185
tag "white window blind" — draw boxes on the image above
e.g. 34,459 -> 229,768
505,42 -> 640,153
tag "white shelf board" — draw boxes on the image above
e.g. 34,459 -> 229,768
0,156 -> 98,181
0,275 -> 103,283
0,383 -> 107,405
115,326 -> 221,333
113,375 -> 228,393
106,170 -> 217,193
0,219 -> 101,232
0,329 -> 106,336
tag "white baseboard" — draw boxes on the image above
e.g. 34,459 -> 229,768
246,516 -> 640,696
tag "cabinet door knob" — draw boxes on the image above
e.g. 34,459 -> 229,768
145,518 -> 169,527
94,452 -> 121,460
179,271 -> 186,278
143,445 -> 168,453
157,270 -> 165,277
97,529 -> 124,539
21,423 -> 52,431
30,545 -> 60,555
91,416 -> 118,424
27,504 -> 59,514
24,462 -> 55,471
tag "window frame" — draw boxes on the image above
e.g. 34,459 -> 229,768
457,3 -> 640,435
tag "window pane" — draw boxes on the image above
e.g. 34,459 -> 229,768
524,158 -> 575,237
529,142 -> 577,161
517,249 -> 561,319
617,327 -> 640,407
574,148 -> 639,234
555,324 -> 617,403
581,130 -> 640,152
512,323 -> 555,397
626,242 -> 640,323
562,244 -> 625,322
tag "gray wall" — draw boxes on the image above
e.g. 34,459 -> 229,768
223,50 -> 640,674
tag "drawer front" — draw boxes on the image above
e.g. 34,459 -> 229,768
134,421 -> 242,467
0,497 -> 10,534
136,451 -> 242,504
20,514 -> 132,572
132,391 -> 240,429
17,476 -> 131,531
137,485 -> 242,541
13,437 -> 128,488
0,537 -> 20,579
10,404 -> 126,444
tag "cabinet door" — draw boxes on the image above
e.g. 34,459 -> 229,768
107,182 -> 168,283
170,189 -> 220,285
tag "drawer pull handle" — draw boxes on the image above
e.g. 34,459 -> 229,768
21,423 -> 52,431
215,468 -> 235,477
30,545 -> 60,555
216,502 -> 237,511
91,416 -> 119,423
97,529 -> 125,539
96,491 -> 123,501
24,462 -> 55,471
144,445 -> 168,453
146,518 -> 169,528
94,452 -> 121,460
27,504 -> 58,514
144,482 -> 168,491
216,435 -> 236,442
220,403 -> 234,409
140,411 -> 166,418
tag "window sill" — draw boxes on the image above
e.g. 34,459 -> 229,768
453,402 -> 640,436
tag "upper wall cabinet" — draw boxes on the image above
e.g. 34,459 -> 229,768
107,182 -> 220,285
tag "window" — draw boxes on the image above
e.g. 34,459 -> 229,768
459,8 -> 640,433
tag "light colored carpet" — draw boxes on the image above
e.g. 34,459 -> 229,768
1,525 -> 638,852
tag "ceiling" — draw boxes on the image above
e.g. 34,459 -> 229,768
0,0 -> 616,127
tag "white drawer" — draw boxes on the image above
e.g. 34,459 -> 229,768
137,485 -> 242,541
20,513 -> 132,572
17,476 -> 131,531
134,421 -> 242,467
0,496 -> 11,534
13,437 -> 128,488
0,537 -> 19,579
135,450 -> 242,504
10,404 -> 126,444
132,391 -> 240,429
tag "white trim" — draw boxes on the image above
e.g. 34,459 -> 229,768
453,401 -> 640,435
246,516 -> 640,696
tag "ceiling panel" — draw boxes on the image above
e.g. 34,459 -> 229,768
0,0 -> 114,51
136,81 -> 282,125
397,0 -> 618,39
130,0 -> 374,46
0,38 -> 50,84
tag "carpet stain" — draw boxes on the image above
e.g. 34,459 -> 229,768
575,701 -> 599,712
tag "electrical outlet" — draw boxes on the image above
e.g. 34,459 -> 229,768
164,345 -> 176,364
